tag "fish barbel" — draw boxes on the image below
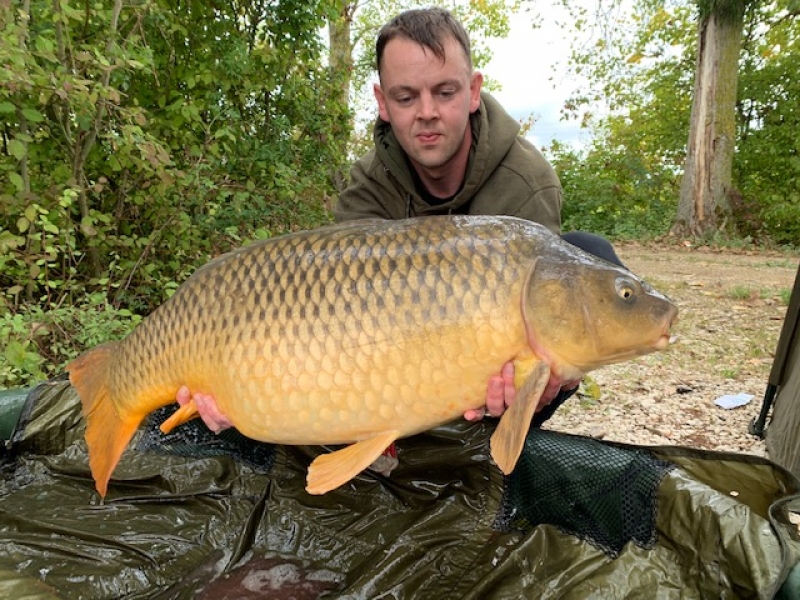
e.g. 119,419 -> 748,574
67,216 -> 678,498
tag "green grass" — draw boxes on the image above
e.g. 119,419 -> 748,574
727,286 -> 756,301
721,368 -> 740,379
780,288 -> 793,306
725,285 -> 793,305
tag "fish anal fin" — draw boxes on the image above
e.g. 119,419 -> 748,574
306,431 -> 400,495
159,402 -> 199,434
490,359 -> 550,475
67,342 -> 145,498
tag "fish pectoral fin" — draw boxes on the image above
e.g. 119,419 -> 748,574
306,431 -> 400,495
490,360 -> 550,475
159,402 -> 200,434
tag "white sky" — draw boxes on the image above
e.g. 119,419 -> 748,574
484,8 -> 592,150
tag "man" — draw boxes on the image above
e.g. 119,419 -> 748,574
334,8 -> 562,229
180,7 -> 619,431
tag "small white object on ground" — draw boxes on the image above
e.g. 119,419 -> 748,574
714,393 -> 754,410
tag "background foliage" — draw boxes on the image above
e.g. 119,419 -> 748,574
553,0 -> 800,244
1,0 -> 349,386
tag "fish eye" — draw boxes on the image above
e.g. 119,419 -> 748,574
615,277 -> 637,301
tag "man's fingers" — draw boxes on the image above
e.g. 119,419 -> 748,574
501,362 -> 515,408
190,395 -> 214,432
176,385 -> 190,406
463,407 -> 486,421
174,387 -> 234,433
466,362 -> 518,421
486,374 -> 506,417
195,394 -> 227,433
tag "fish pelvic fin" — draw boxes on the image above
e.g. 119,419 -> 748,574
159,402 -> 199,434
306,431 -> 400,495
67,342 -> 143,498
490,359 -> 550,475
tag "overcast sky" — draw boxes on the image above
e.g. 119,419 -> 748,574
484,9 -> 592,150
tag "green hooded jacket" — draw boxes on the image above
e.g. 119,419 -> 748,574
334,92 -> 563,233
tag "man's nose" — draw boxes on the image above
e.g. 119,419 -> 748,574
416,92 -> 439,120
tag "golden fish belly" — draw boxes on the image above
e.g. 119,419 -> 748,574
212,316 -> 527,444
113,218 -> 537,444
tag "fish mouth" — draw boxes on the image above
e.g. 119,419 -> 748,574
661,308 -> 679,347
654,334 -> 672,351
654,312 -> 679,351
595,319 -> 677,365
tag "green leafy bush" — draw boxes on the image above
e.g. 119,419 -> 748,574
1,0 -> 347,320
549,141 -> 679,240
0,296 -> 142,390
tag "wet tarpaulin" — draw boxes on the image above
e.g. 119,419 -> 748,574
1,379 -> 800,599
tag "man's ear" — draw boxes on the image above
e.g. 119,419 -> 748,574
469,71 -> 483,113
374,83 -> 390,122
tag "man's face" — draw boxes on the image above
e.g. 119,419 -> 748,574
374,36 -> 483,176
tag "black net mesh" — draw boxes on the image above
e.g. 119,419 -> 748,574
532,386 -> 577,427
138,404 -> 276,472
496,428 -> 675,557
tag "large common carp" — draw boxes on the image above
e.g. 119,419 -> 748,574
67,216 -> 677,498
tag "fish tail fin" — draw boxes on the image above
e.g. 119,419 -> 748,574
67,342 -> 143,498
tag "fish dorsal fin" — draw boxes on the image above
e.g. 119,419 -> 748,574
490,359 -> 550,474
306,431 -> 400,495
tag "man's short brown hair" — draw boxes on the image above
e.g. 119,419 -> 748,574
375,8 -> 472,75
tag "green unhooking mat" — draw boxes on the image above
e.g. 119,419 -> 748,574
1,379 -> 800,599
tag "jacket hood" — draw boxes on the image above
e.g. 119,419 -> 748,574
372,91 -> 522,215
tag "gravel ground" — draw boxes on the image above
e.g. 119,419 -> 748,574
542,242 -> 799,459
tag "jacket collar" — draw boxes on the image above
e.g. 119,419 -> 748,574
372,91 -> 521,216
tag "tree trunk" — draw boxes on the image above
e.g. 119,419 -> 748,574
672,6 -> 744,238
71,0 -> 124,279
328,1 -> 355,120
327,0 -> 356,192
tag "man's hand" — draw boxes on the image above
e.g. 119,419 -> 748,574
463,362 -> 581,421
464,361 -> 515,421
175,385 -> 233,433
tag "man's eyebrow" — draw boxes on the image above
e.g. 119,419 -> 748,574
386,84 -> 417,96
433,79 -> 463,89
386,80 -> 463,95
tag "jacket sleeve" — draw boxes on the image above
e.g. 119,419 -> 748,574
510,138 -> 563,234
514,185 -> 563,234
333,154 -> 395,223
471,137 -> 564,234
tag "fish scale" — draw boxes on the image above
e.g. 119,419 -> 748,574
67,215 -> 677,497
